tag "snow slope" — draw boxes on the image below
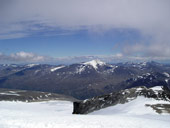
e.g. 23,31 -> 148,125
0,98 -> 170,128
50,66 -> 65,72
90,96 -> 170,115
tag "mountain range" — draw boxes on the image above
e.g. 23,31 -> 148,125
0,60 -> 170,100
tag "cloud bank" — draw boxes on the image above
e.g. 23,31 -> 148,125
0,0 -> 170,60
0,52 -> 47,63
1,52 -> 170,64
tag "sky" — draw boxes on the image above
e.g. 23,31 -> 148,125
0,0 -> 170,64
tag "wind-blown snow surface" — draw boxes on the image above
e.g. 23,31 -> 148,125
0,98 -> 170,128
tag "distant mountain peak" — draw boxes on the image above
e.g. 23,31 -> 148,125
27,64 -> 39,68
83,59 -> 106,69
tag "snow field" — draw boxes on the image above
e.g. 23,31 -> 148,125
0,97 -> 170,128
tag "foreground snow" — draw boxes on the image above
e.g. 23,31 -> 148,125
0,97 -> 170,128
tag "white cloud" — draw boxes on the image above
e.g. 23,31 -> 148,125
10,52 -> 45,62
0,52 -> 48,63
0,33 -> 28,39
122,41 -> 170,58
1,0 -> 170,36
0,0 -> 170,59
1,51 -> 170,64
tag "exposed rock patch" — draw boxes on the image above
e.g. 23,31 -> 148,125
73,86 -> 170,114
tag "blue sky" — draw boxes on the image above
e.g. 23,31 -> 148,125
0,28 -> 142,57
0,0 -> 170,64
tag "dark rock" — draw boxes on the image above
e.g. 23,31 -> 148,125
73,86 -> 170,114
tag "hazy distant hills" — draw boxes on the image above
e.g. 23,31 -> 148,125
0,60 -> 170,100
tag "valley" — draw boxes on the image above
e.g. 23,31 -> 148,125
0,60 -> 170,100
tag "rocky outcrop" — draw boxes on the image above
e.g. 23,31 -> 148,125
73,86 -> 170,114
0,88 -> 76,102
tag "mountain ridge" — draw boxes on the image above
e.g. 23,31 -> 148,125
0,60 -> 170,100
73,86 -> 170,114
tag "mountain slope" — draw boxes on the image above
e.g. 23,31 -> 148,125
0,61 -> 170,99
73,86 -> 170,114
91,95 -> 170,115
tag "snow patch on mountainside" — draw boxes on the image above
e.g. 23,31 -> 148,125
163,72 -> 170,78
105,65 -> 118,73
165,79 -> 169,84
141,62 -> 147,66
27,64 -> 39,68
51,66 -> 65,72
0,92 -> 20,96
76,65 -> 86,74
150,86 -> 163,91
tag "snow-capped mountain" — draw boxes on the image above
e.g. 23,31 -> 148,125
74,59 -> 117,74
0,60 -> 170,100
83,59 -> 106,70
